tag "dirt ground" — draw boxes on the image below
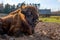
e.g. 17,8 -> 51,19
0,22 -> 60,40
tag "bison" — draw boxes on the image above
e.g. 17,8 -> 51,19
0,5 -> 39,37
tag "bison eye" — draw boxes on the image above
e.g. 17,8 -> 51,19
21,10 -> 26,15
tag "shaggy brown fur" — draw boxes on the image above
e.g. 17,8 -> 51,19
0,6 -> 39,36
8,11 -> 33,36
21,6 -> 39,27
0,10 -> 33,36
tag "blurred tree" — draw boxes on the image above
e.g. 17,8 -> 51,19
0,3 -> 4,13
17,3 -> 21,8
38,3 -> 40,8
4,3 -> 11,14
10,4 -> 16,12
34,3 -> 40,8
17,2 -> 25,9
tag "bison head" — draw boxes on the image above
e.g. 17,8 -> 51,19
21,6 -> 39,27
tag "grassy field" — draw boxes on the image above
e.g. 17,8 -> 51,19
39,16 -> 60,23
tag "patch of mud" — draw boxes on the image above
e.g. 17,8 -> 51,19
0,22 -> 60,40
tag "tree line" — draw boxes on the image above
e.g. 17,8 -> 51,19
0,2 -> 40,14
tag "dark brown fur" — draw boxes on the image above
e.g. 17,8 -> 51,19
21,6 -> 39,27
0,6 -> 39,36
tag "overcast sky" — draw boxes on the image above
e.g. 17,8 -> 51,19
0,0 -> 60,11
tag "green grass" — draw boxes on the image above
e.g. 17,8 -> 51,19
39,16 -> 60,23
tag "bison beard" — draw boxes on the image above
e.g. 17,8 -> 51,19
0,6 -> 39,36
